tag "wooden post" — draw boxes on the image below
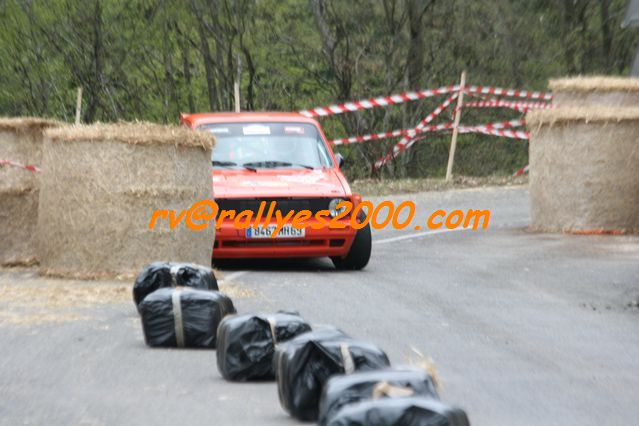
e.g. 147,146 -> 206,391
234,54 -> 241,113
74,87 -> 83,124
233,82 -> 240,113
445,71 -> 466,181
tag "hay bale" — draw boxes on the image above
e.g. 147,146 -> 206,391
0,118 -> 61,265
527,107 -> 639,233
37,122 -> 215,278
549,76 -> 639,107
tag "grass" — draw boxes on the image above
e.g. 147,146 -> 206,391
0,266 -> 254,326
351,174 -> 528,197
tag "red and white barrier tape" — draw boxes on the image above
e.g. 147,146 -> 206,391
459,119 -> 525,132
461,100 -> 555,112
300,84 -> 552,118
303,83 -> 550,168
374,94 -> 459,167
332,117 -> 523,146
374,118 -> 528,168
299,85 -> 460,118
461,127 -> 530,139
513,164 -> 529,177
464,86 -> 552,101
331,123 -> 454,146
0,159 -> 41,172
332,129 -> 406,146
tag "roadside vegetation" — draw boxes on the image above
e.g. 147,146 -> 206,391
352,174 -> 528,196
1,0 -> 636,179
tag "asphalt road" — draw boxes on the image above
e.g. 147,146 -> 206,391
1,186 -> 638,426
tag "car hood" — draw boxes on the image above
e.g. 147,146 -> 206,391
212,168 -> 347,199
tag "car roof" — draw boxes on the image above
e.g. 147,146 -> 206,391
181,112 -> 320,128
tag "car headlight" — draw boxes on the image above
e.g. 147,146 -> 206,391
329,198 -> 347,217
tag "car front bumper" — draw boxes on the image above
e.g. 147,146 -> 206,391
212,218 -> 356,259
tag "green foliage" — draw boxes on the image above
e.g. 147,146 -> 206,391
0,0 -> 637,178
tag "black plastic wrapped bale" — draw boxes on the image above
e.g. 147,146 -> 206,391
216,311 -> 312,381
133,262 -> 218,310
139,287 -> 235,348
326,397 -> 470,426
318,366 -> 439,425
275,328 -> 390,421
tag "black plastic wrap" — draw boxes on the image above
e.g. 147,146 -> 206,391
139,287 -> 235,348
318,366 -> 439,425
274,328 -> 390,421
326,397 -> 470,426
133,262 -> 218,310
216,311 -> 312,381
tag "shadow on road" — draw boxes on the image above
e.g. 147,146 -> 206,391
214,257 -> 338,272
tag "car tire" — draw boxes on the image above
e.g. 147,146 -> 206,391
331,221 -> 372,270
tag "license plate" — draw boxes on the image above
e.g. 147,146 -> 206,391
245,224 -> 305,239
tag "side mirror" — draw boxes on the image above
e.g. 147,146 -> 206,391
335,153 -> 344,168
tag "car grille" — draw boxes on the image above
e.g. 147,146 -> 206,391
215,198 -> 332,216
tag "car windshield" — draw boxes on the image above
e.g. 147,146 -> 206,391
199,122 -> 333,169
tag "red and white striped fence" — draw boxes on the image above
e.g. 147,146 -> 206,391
374,94 -> 458,167
299,82 -> 553,170
331,123 -> 454,146
299,85 -> 460,118
461,100 -> 556,112
458,119 -> 529,140
463,86 -> 552,100
461,127 -> 530,140
299,84 -> 553,118
0,159 -> 41,172
513,164 -> 530,177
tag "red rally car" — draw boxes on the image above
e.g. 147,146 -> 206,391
180,112 -> 372,270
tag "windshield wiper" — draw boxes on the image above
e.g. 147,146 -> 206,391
281,162 -> 315,170
213,160 -> 256,172
212,160 -> 237,167
243,161 -> 314,170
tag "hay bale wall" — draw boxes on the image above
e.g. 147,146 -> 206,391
550,76 -> 639,107
0,118 -> 61,265
527,108 -> 639,233
38,123 -> 215,278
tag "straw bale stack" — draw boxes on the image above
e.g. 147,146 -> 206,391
38,122 -> 215,278
0,118 -> 61,265
527,107 -> 639,233
550,76 -> 639,107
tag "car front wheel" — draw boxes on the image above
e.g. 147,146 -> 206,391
331,221 -> 372,270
